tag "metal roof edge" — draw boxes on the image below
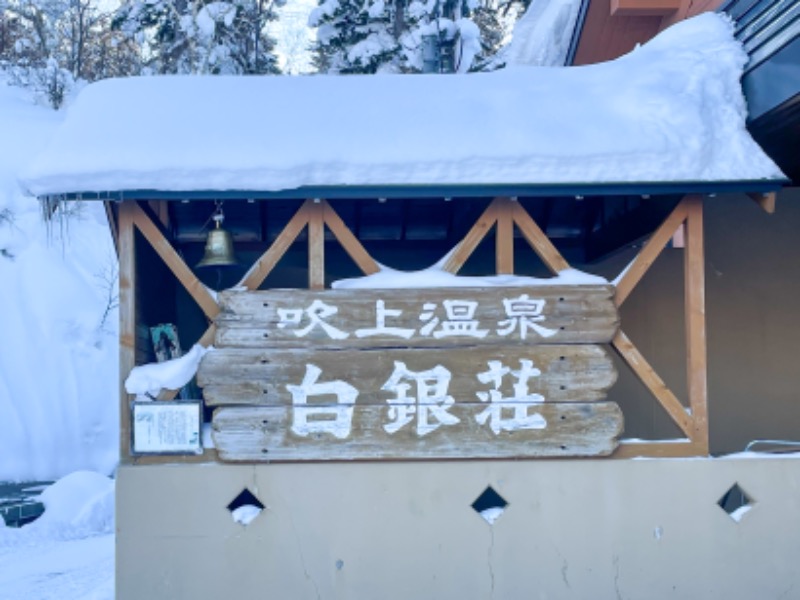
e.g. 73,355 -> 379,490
40,179 -> 787,202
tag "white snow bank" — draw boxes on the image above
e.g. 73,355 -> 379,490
332,264 -> 606,289
503,0 -> 583,67
0,77 -> 119,482
0,471 -> 114,543
21,13 -> 783,197
125,344 -> 213,400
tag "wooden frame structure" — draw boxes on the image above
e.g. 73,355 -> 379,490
117,193 -> 711,462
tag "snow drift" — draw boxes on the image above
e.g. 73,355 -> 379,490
0,79 -> 118,482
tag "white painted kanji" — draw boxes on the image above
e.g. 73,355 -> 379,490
354,300 -> 415,339
418,300 -> 488,339
475,359 -> 547,434
287,364 -> 358,439
381,361 -> 460,436
277,299 -> 349,340
496,294 -> 557,339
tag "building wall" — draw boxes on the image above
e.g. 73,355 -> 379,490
590,189 -> 800,454
117,457 -> 800,599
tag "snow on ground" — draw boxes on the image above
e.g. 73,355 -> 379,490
0,472 -> 115,600
0,76 -> 119,483
20,13 -> 784,198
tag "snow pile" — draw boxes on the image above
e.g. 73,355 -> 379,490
0,471 -> 114,542
0,78 -> 119,482
503,0 -> 583,67
21,13 -> 784,198
0,471 -> 115,599
125,343 -> 213,400
333,265 -> 606,289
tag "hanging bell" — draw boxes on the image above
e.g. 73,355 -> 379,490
197,215 -> 238,268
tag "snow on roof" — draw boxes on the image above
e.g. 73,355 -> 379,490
20,13 -> 784,198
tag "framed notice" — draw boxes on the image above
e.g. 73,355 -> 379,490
132,401 -> 203,455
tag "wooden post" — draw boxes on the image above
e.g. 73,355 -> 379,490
322,201 -> 380,275
237,200 -> 312,290
511,202 -> 571,274
684,195 -> 708,452
308,200 -> 325,290
496,198 -> 514,274
442,199 -> 500,273
118,202 -> 136,462
614,199 -> 688,307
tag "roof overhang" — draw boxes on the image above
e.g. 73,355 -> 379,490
46,179 -> 786,202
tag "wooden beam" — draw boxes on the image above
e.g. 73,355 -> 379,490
748,191 -> 776,214
442,199 -> 500,273
118,202 -> 136,462
614,199 -> 689,307
103,201 -> 119,258
611,329 -> 694,438
496,198 -> 514,274
322,201 -> 380,275
237,200 -> 312,290
308,200 -> 325,290
684,196 -> 708,452
612,440 -> 703,459
511,201 -> 571,274
130,202 -> 219,321
610,0 -> 680,16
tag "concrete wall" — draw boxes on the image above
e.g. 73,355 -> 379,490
117,457 -> 800,599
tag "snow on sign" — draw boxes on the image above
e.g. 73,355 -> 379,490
199,286 -> 623,460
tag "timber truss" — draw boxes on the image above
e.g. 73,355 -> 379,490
115,194 -> 740,461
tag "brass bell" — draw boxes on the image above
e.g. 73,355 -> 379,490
197,204 -> 237,268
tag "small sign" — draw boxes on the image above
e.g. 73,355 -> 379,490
132,401 -> 202,455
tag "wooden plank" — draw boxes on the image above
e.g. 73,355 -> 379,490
511,202 -> 571,274
684,196 -> 708,451
614,199 -> 689,307
496,198 -> 514,274
198,345 -> 617,406
611,329 -> 694,437
748,191 -> 776,214
611,0 -> 680,16
442,199 -> 500,273
612,440 -> 704,458
322,201 -> 380,275
131,202 -> 219,321
237,200 -> 312,290
118,202 -> 136,462
212,402 -> 623,461
103,201 -> 119,258
214,286 -> 619,348
308,200 -> 325,290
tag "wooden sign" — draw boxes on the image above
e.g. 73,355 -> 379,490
212,402 -> 623,461
214,285 -> 618,348
198,346 -> 617,406
200,286 -> 623,461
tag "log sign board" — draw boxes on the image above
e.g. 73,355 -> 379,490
198,286 -> 622,461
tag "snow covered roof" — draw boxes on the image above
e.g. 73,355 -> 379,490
20,13 -> 785,200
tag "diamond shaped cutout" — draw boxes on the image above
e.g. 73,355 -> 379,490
471,486 -> 508,525
718,483 -> 754,523
227,488 -> 265,526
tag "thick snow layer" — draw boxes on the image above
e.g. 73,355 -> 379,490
0,78 -> 119,482
125,343 -> 213,400
21,13 -> 783,197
